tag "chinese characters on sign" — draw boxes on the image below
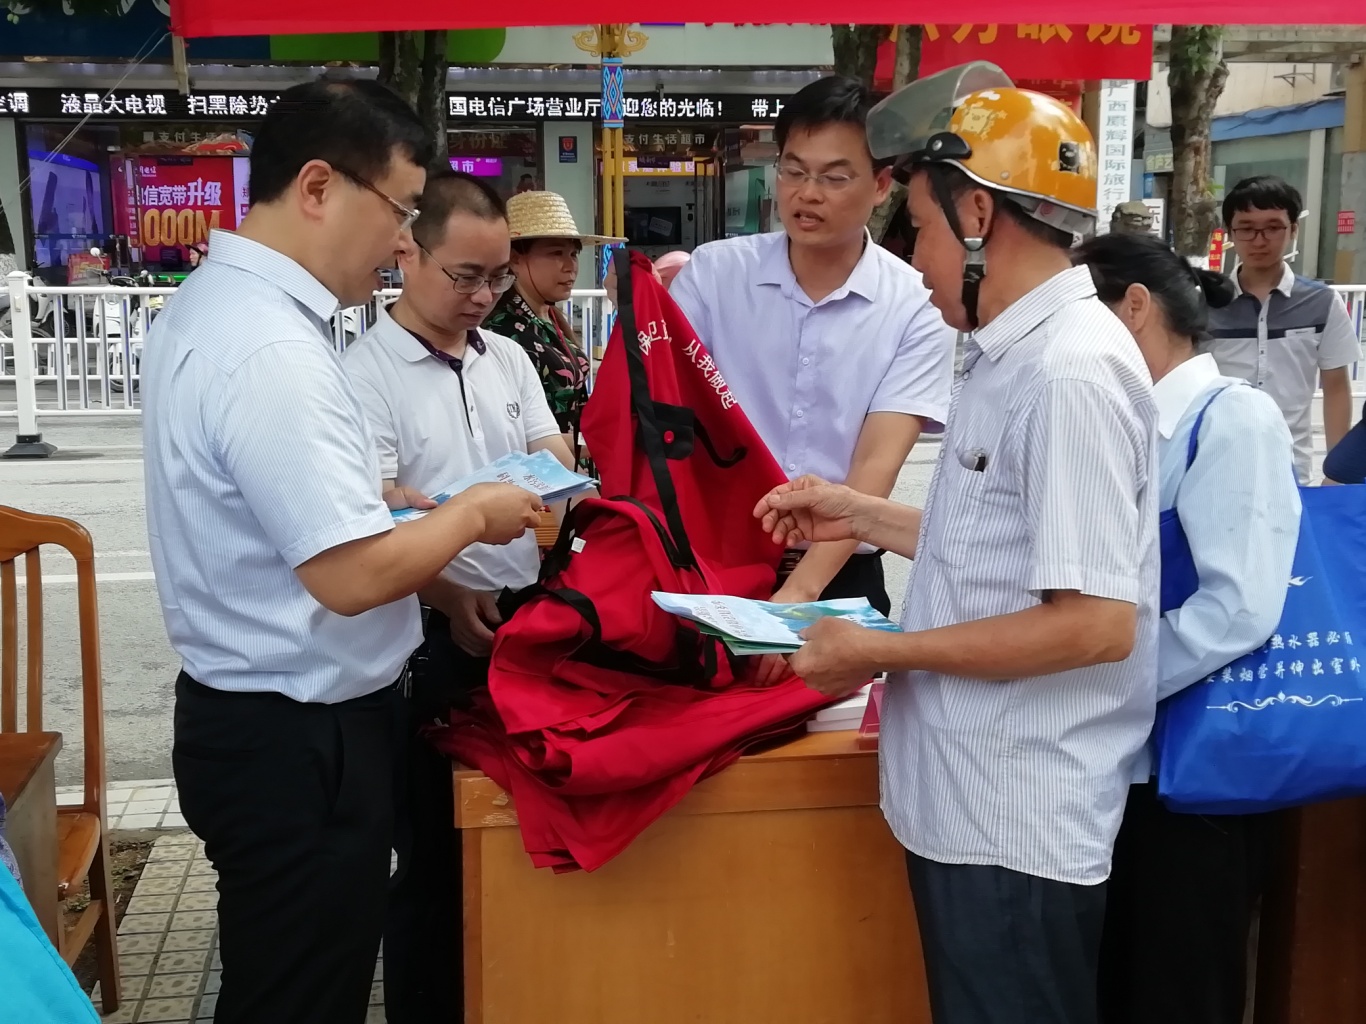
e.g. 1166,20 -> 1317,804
919,23 -> 1154,81
0,91 -> 30,115
137,178 -> 225,208
624,132 -> 712,148
447,93 -> 785,123
1096,79 -> 1135,235
187,94 -> 275,117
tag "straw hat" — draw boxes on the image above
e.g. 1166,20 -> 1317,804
506,191 -> 626,245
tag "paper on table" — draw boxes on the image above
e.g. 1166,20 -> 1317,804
391,449 -> 597,523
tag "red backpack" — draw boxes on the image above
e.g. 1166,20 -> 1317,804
432,252 -> 828,872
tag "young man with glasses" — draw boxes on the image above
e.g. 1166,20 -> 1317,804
343,171 -> 574,1024
1209,175 -> 1361,482
142,81 -> 542,1024
670,77 -> 954,682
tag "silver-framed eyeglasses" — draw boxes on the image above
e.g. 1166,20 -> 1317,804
775,163 -> 858,192
418,245 -> 517,295
338,168 -> 420,231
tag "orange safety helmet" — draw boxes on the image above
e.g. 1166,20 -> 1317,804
867,61 -> 1099,326
930,87 -> 1097,235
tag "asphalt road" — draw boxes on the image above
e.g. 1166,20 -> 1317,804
0,411 -> 945,786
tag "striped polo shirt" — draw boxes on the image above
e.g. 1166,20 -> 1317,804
880,266 -> 1160,886
1208,263 -> 1361,483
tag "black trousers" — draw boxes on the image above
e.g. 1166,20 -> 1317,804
1098,782 -> 1271,1024
907,852 -> 1107,1024
780,551 -> 891,616
172,673 -> 399,1024
384,609 -> 489,1024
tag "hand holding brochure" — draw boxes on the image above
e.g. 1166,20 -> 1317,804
391,450 -> 597,523
650,593 -> 902,655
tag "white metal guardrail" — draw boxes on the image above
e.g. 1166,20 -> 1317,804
1,270 -> 614,455
3,270 -> 1363,457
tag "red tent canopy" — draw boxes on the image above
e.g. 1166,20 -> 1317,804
171,3 -> 1361,38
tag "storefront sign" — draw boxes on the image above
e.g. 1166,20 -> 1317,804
113,155 -> 248,252
1096,79 -> 1135,234
558,136 -> 578,164
449,157 -> 504,176
1339,210 -> 1357,235
1208,228 -> 1228,273
3,87 -> 790,126
918,24 -> 1154,82
446,92 -> 788,123
624,131 -> 714,149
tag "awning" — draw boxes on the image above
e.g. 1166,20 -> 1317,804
170,4 -> 1365,39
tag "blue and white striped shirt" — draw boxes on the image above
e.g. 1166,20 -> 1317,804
142,230 -> 422,703
1131,354 -> 1301,779
881,266 -> 1160,885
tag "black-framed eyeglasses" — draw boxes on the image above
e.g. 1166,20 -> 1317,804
418,245 -> 517,295
336,167 -> 420,231
1230,225 -> 1290,242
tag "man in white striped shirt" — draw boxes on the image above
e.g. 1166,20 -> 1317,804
142,79 -> 541,1024
757,71 -> 1158,1024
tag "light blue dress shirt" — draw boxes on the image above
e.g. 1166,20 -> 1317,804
141,230 -> 422,704
669,230 -> 955,484
1130,353 -> 1301,781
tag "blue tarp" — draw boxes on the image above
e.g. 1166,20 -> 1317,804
1212,96 -> 1346,142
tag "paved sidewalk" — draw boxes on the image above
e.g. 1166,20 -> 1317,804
91,831 -> 384,1023
60,780 -> 185,831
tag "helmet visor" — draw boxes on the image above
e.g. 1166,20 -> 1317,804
867,61 -> 1014,163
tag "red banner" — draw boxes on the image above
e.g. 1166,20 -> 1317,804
919,24 -> 1153,82
113,155 -> 249,255
171,2 -> 1357,39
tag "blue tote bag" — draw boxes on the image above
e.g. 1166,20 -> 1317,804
1155,387 -> 1366,814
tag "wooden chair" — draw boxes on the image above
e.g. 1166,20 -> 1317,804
0,505 -> 120,1012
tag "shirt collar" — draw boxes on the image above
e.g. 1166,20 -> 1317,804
205,229 -> 339,323
378,305 -> 486,365
754,229 -> 880,303
1152,353 -> 1222,439
1231,261 -> 1295,299
973,265 -> 1098,361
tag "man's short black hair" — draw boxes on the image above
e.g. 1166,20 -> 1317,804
775,76 -> 889,168
1222,175 -> 1302,227
248,77 -> 434,206
410,171 -> 507,251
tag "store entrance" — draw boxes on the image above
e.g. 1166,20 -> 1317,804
621,159 -> 717,259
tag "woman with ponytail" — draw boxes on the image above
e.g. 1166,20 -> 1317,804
1074,232 -> 1301,1024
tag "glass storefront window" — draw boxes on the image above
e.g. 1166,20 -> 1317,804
24,122 -> 118,275
447,126 -> 541,200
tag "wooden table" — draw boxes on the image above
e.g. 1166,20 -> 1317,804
0,731 -> 62,945
454,730 -> 930,1024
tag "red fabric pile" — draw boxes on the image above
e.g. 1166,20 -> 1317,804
429,251 -> 828,871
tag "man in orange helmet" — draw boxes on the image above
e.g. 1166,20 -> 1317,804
753,64 -> 1159,1023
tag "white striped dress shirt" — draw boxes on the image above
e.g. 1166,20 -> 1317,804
881,265 -> 1160,885
1130,355 -> 1301,780
142,230 -> 422,703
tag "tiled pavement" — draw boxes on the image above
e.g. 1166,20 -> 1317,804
58,779 -> 186,832
63,782 -> 385,1023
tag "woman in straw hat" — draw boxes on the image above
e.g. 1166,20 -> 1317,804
484,191 -> 624,465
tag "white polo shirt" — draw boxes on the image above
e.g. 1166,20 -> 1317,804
343,308 -> 561,592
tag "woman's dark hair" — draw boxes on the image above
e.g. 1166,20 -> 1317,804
1073,232 -> 1236,344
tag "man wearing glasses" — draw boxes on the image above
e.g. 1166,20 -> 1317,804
1209,175 -> 1361,483
670,76 -> 954,682
142,82 -> 542,1024
343,170 -> 573,1024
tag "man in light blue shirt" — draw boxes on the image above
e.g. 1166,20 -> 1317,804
141,79 -> 541,1024
671,76 -> 954,635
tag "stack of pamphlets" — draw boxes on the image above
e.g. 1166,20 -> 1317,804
649,593 -> 902,656
806,684 -> 873,733
391,450 -> 597,524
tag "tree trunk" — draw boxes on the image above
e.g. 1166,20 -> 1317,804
831,25 -> 890,89
377,30 -> 450,172
1168,26 -> 1229,258
891,24 -> 921,91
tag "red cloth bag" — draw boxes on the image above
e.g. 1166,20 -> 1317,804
431,251 -> 828,871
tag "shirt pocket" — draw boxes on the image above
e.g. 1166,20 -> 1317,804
928,445 -> 991,569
